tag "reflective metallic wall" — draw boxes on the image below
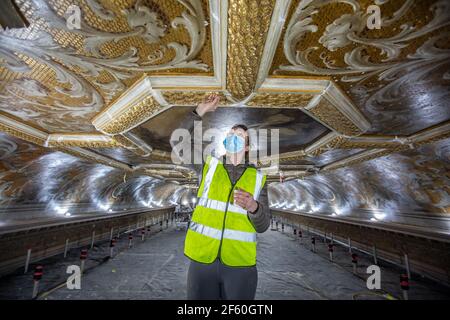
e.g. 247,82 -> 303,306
269,138 -> 450,231
0,133 -> 187,227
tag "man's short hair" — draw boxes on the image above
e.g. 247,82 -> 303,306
231,124 -> 248,132
231,124 -> 249,147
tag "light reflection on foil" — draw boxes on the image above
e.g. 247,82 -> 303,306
270,138 -> 450,229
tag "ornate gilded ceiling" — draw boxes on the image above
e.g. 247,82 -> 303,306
0,0 -> 449,224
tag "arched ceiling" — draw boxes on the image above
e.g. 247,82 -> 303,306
0,0 -> 448,230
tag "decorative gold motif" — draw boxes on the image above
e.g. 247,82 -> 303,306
110,134 -> 149,156
149,149 -> 174,162
271,0 -> 450,135
226,0 -> 276,101
0,123 -> 46,146
162,91 -> 229,106
307,98 -> 362,136
101,95 -> 163,135
247,93 -> 314,108
47,135 -> 121,148
414,130 -> 450,148
306,136 -> 347,157
0,0 -> 212,132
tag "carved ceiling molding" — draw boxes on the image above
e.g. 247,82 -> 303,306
46,133 -> 120,148
226,0 -> 276,101
161,90 -> 230,106
304,82 -> 371,136
92,77 -> 170,135
321,122 -> 450,172
252,78 -> 371,136
341,121 -> 450,149
0,113 -> 48,146
256,121 -> 450,178
322,149 -> 392,172
258,132 -> 345,166
246,92 -> 315,108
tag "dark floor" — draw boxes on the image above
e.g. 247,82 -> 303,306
0,223 -> 449,300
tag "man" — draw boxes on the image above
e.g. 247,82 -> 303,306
177,94 -> 271,300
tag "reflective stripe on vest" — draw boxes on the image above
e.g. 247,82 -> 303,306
254,170 -> 263,200
189,221 -> 256,243
197,198 -> 247,215
200,156 -> 219,199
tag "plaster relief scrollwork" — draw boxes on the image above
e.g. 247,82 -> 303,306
276,0 -> 450,134
0,0 -> 209,132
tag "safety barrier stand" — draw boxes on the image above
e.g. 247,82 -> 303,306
128,234 -> 133,248
32,265 -> 43,299
80,249 -> 88,274
400,274 -> 409,300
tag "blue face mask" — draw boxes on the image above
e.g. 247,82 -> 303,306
223,134 -> 245,153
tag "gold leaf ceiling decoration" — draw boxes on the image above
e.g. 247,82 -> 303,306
0,0 -> 448,181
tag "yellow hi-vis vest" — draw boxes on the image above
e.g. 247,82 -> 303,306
184,155 -> 266,267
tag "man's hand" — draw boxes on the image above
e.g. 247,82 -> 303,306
196,94 -> 220,117
234,189 -> 258,213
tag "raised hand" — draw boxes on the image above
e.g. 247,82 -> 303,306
195,93 -> 220,117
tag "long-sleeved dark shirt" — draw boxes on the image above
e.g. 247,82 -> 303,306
175,109 -> 270,233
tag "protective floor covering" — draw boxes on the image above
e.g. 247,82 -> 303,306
1,225 -> 449,300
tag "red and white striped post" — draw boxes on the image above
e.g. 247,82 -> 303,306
80,249 -> 88,274
32,265 -> 43,299
128,234 -> 133,248
400,274 -> 409,300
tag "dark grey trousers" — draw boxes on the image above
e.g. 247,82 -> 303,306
187,258 -> 258,300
